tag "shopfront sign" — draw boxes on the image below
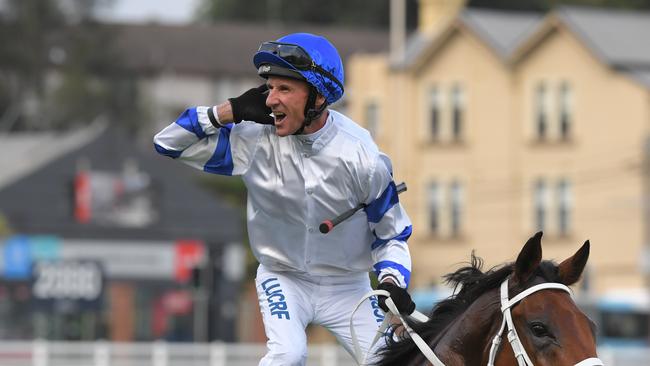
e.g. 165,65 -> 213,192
1,237 -> 206,282
32,260 -> 104,301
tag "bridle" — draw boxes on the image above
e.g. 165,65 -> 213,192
486,278 -> 603,366
351,277 -> 604,366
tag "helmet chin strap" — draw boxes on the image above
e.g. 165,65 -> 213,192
293,86 -> 327,135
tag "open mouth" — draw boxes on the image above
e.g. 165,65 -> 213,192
273,112 -> 287,124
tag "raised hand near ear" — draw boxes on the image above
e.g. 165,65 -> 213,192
228,84 -> 274,125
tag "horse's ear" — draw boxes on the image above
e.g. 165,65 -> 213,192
514,231 -> 543,284
558,240 -> 590,286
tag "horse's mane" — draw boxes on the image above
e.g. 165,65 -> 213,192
374,252 -> 562,366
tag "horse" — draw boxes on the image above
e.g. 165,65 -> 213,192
374,232 -> 602,366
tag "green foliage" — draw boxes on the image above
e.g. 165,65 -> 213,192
0,212 -> 13,237
198,0 -> 394,28
0,0 -> 146,133
468,0 -> 650,11
198,0 -> 650,29
196,175 -> 248,209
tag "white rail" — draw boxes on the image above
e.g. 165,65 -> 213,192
0,341 -> 646,366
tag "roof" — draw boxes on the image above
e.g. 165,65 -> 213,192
0,122 -> 106,191
511,5 -> 650,89
110,22 -> 389,77
460,8 -> 542,60
399,8 -> 541,69
556,6 -> 650,69
597,288 -> 650,311
625,69 -> 650,89
0,126 -> 243,244
398,5 -> 650,90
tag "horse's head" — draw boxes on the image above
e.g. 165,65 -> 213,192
375,232 -> 602,366
496,231 -> 598,366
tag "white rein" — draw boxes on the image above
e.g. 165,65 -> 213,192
350,279 -> 604,366
350,289 -> 443,366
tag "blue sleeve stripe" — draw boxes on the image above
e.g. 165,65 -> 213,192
371,225 -> 412,250
175,108 -> 206,139
364,181 -> 399,223
154,143 -> 182,158
204,124 -> 234,175
373,260 -> 411,287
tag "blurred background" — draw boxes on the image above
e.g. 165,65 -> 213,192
1,0 -> 650,364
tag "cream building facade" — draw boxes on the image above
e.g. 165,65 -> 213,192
348,2 -> 650,297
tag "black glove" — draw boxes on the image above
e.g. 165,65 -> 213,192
228,84 -> 274,124
377,282 -> 416,315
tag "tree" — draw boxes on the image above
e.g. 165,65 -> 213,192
197,0 -> 395,28
0,0 -> 65,130
0,0 -> 146,132
468,0 -> 650,11
197,0 -> 650,29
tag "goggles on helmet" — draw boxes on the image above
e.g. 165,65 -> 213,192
258,41 -> 344,93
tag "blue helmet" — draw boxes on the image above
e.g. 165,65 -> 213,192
253,33 -> 344,105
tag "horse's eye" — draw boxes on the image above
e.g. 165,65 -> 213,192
530,322 -> 552,338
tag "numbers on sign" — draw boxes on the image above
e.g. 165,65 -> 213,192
33,262 -> 102,301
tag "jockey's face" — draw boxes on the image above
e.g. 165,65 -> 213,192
265,76 -> 310,137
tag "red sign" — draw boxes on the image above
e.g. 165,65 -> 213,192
174,240 -> 205,283
74,172 -> 91,223
162,290 -> 193,314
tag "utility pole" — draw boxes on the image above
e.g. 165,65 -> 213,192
641,136 -> 650,344
390,0 -> 406,66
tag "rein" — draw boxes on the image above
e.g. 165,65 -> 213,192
350,289 -> 441,366
350,279 -> 604,366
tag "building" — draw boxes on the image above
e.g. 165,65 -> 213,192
0,21 -> 392,344
0,124 -> 245,342
348,0 -> 650,301
107,22 -> 389,135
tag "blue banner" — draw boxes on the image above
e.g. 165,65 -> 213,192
3,235 -> 32,280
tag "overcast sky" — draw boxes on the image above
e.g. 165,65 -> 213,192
93,0 -> 202,24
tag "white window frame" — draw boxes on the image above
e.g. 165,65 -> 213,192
533,178 -> 549,232
558,81 -> 573,140
449,180 -> 463,237
556,178 -> 573,236
534,82 -> 549,141
364,100 -> 380,138
428,86 -> 441,140
450,83 -> 465,141
427,181 -> 442,235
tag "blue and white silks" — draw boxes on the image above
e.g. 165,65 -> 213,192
154,108 -> 413,288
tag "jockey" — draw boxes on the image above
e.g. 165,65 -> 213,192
153,32 -> 415,365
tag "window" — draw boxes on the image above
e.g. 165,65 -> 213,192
427,182 -> 441,234
535,83 -> 548,140
451,84 -> 464,141
559,82 -> 572,140
365,101 -> 379,138
428,87 -> 440,139
557,179 -> 572,235
533,179 -> 548,232
449,180 -> 463,236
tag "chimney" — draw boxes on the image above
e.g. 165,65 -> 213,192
418,0 -> 466,34
390,0 -> 406,65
